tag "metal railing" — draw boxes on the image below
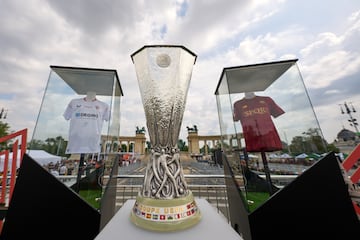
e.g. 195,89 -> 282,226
56,174 -> 231,222
55,173 -> 299,224
0,128 -> 27,233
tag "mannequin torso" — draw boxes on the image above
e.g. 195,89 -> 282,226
85,91 -> 96,101
244,92 -> 256,99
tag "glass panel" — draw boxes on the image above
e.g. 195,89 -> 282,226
216,72 -> 249,209
29,66 -> 122,209
215,60 -> 326,213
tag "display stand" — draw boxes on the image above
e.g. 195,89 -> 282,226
0,154 -> 101,239
95,199 -> 242,240
214,59 -> 330,238
74,153 -> 85,193
27,66 -> 123,228
29,65 -> 123,159
260,151 -> 274,195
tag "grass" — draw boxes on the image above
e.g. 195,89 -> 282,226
245,191 -> 270,212
79,189 -> 102,210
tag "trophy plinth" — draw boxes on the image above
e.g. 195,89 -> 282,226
130,190 -> 201,232
130,45 -> 200,232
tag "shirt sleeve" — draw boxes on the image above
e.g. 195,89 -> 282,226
102,102 -> 111,121
267,97 -> 285,118
63,100 -> 74,120
233,101 -> 241,121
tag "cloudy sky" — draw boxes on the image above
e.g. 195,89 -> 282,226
1,0 -> 360,147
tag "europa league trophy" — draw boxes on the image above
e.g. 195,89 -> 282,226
130,45 -> 201,232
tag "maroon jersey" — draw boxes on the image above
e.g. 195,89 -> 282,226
233,96 -> 285,152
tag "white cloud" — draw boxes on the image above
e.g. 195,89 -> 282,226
0,0 -> 359,147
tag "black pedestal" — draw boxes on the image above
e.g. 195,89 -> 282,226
0,153 -> 100,240
224,152 -> 360,240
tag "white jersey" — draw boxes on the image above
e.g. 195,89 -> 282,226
63,97 -> 110,154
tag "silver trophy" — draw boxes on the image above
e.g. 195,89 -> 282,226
130,45 -> 201,231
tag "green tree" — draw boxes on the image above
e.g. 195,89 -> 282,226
129,142 -> 134,152
28,139 -> 46,150
121,143 -> 127,152
55,136 -> 66,155
0,121 -> 11,149
28,136 -> 67,157
45,137 -> 57,154
177,139 -> 188,151
302,128 -> 327,153
200,144 -> 211,154
289,136 -> 305,155
326,143 -> 340,153
289,128 -> 329,155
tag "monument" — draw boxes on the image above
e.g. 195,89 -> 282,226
130,45 -> 201,232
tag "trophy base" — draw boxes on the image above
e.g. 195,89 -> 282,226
130,191 -> 201,232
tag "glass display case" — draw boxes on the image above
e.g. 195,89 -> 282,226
29,65 -> 123,208
214,59 -> 327,212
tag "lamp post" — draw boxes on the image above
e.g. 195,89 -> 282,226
0,108 -> 8,120
339,102 -> 359,133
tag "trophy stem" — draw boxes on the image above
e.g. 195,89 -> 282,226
142,150 -> 188,199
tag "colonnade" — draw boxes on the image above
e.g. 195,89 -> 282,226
101,131 -> 223,156
101,133 -> 147,154
187,132 -> 222,155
